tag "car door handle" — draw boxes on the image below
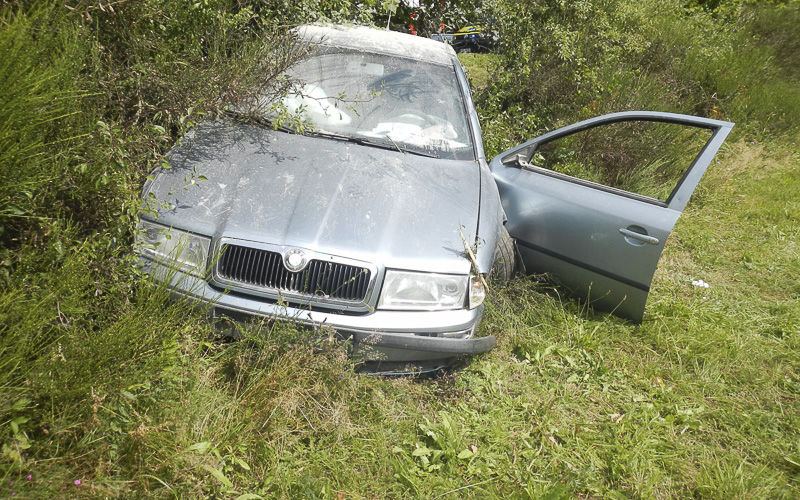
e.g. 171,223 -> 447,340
619,228 -> 660,245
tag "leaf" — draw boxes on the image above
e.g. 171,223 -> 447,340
391,446 -> 404,454
11,399 -> 30,411
412,446 -> 431,457
201,464 -> 233,488
54,241 -> 65,260
234,457 -> 251,471
458,449 -> 474,459
784,456 -> 800,470
235,494 -> 263,500
120,390 -> 136,401
188,441 -> 212,453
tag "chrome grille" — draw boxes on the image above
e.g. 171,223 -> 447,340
217,244 -> 372,302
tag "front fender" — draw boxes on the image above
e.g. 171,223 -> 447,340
474,159 -> 506,274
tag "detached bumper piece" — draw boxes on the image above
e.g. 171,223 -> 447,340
350,331 -> 495,355
349,331 -> 495,376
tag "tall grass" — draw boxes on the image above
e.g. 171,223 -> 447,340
0,3 -> 88,246
0,1 -> 358,495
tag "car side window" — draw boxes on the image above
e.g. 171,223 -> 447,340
530,120 -> 713,201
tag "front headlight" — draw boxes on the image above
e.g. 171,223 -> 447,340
135,219 -> 211,276
377,270 -> 468,311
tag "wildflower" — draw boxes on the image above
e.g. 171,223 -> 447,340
26,474 -> 32,481
691,279 -> 710,288
74,479 -> 82,486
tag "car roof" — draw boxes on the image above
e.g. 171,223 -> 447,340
294,24 -> 457,66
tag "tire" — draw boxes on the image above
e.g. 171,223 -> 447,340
490,226 -> 515,283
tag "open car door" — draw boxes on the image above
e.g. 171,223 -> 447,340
489,111 -> 733,322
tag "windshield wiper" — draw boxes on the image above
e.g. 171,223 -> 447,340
356,136 -> 439,158
222,117 -> 441,159
305,131 -> 439,158
304,130 -> 353,142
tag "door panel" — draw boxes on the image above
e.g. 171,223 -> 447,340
490,112 -> 733,322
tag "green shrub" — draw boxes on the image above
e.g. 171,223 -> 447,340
476,0 -> 800,159
0,0 -> 373,491
0,3 -> 88,248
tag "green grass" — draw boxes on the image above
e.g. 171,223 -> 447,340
2,137 -> 797,498
2,1 -> 800,498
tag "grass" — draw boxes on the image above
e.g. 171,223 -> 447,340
2,135 -> 798,498
2,1 -> 800,498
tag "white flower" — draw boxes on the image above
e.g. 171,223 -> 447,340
691,279 -> 710,288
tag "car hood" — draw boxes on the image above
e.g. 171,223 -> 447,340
144,121 -> 480,275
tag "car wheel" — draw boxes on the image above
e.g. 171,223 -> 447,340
490,226 -> 515,283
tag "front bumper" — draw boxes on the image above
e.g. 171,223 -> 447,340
140,258 -> 495,368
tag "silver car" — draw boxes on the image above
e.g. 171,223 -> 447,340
136,24 -> 733,373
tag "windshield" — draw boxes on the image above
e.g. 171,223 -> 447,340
266,47 -> 475,160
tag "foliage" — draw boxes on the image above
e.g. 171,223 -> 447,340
0,3 -> 89,249
387,0 -> 489,35
472,0 -> 800,159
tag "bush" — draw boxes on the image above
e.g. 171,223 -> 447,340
476,0 -> 800,159
0,0 -> 374,492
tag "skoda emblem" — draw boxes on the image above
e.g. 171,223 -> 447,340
284,248 -> 308,272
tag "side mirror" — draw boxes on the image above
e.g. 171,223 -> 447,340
515,153 -> 532,169
499,144 -> 536,167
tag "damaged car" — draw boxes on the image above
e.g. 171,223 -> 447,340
135,24 -> 733,373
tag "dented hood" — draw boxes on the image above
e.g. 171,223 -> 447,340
143,121 -> 480,275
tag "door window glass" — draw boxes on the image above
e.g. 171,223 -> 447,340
531,121 -> 713,201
